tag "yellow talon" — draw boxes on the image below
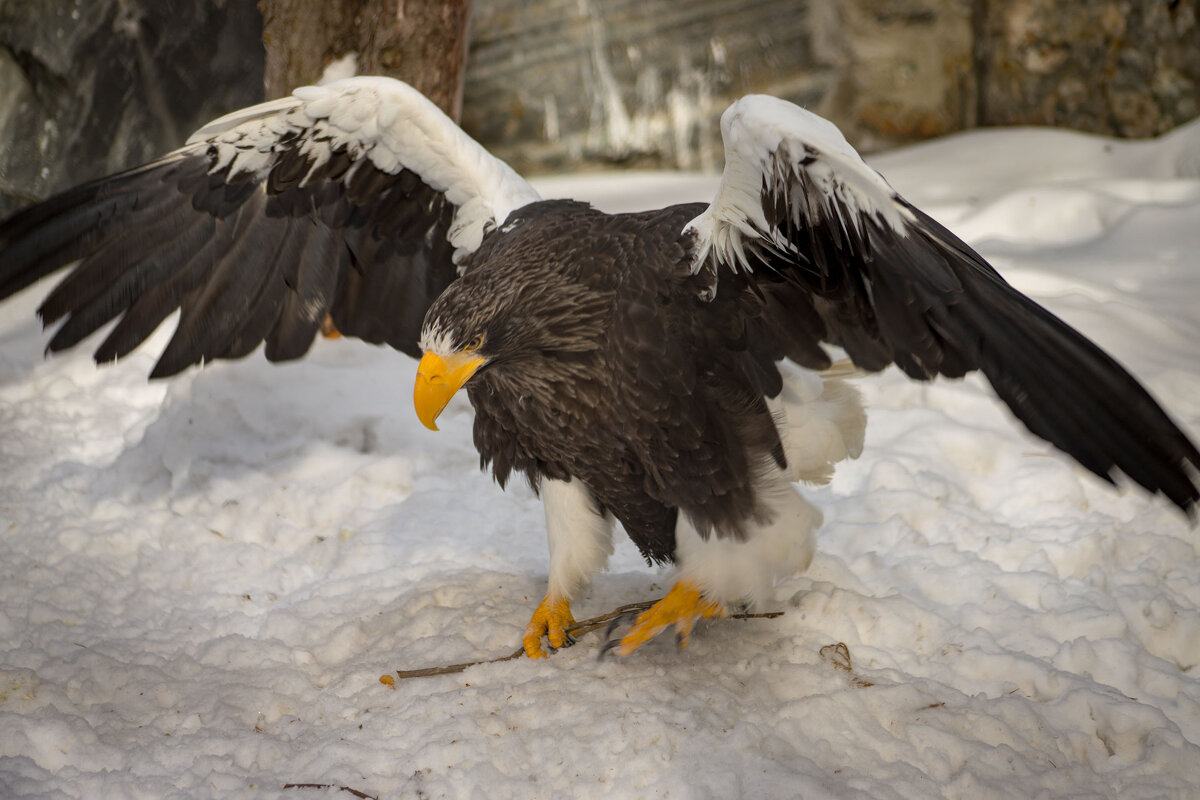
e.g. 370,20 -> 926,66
523,593 -> 575,658
615,581 -> 724,657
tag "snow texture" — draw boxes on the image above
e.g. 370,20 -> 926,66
2,121 -> 1200,799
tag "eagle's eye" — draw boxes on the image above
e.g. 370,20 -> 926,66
463,334 -> 484,353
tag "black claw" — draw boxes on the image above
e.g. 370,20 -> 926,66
598,637 -> 623,661
547,631 -> 576,655
675,631 -> 685,649
604,611 -> 637,639
599,611 -> 641,661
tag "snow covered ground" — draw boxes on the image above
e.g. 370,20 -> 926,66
2,119 -> 1200,799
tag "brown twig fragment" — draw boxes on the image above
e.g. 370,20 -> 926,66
819,641 -> 874,688
386,599 -> 784,680
282,783 -> 379,800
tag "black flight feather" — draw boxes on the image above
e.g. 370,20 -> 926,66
0,128 -> 464,376
727,142 -> 1200,516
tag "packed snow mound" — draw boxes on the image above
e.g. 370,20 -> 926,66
1,120 -> 1199,799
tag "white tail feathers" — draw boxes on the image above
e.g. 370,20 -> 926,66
768,361 -> 866,485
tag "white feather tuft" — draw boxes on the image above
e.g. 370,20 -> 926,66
685,95 -> 915,277
767,361 -> 866,485
317,53 -> 359,85
417,325 -> 454,357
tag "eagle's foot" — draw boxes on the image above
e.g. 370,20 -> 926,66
605,581 -> 724,657
523,593 -> 575,658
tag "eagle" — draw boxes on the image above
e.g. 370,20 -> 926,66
1,77 -> 1197,659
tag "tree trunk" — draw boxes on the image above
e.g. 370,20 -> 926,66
258,0 -> 472,121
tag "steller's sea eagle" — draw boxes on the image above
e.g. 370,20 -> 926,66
1,77 -> 1197,658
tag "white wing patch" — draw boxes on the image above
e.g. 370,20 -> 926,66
685,95 -> 915,281
187,77 -> 541,260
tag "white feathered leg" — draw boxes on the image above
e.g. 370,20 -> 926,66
613,365 -> 865,655
674,470 -> 823,608
680,362 -> 864,605
524,477 -> 614,657
542,477 -> 614,600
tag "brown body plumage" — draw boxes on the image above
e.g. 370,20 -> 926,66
429,200 -> 787,563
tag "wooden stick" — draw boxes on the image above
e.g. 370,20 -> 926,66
386,600 -> 783,680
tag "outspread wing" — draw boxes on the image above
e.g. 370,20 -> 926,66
686,94 -> 1200,514
0,77 -> 540,376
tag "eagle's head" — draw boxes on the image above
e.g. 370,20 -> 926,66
412,250 -> 609,431
412,278 -> 499,431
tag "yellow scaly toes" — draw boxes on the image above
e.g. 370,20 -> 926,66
523,593 -> 575,658
612,581 -> 724,657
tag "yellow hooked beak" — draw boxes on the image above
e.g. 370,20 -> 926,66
414,350 -> 487,431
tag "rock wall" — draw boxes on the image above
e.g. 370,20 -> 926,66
465,0 -> 1200,171
1,0 -> 1199,215
981,0 -> 1200,138
0,0 -> 263,216
805,0 -> 979,152
462,0 -> 827,174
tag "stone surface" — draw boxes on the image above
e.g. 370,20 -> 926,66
810,0 -> 978,152
980,0 -> 1200,137
459,0 -> 982,171
462,0 -> 828,174
3,0 -> 1200,214
0,0 -> 263,216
